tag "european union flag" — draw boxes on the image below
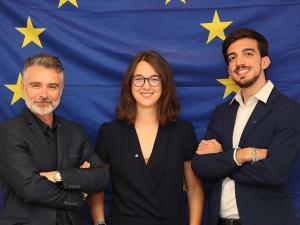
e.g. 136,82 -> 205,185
1,0 -> 300,224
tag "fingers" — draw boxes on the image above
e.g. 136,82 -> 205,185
256,148 -> 268,160
80,161 -> 91,169
196,139 -> 223,154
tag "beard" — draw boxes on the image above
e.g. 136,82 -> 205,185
24,91 -> 60,116
233,73 -> 260,88
232,65 -> 261,88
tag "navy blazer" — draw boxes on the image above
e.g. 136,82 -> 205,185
192,88 -> 300,225
0,108 -> 109,225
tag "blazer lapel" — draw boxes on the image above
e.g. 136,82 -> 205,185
22,109 -> 56,168
239,88 -> 279,146
224,101 -> 239,150
56,118 -> 64,169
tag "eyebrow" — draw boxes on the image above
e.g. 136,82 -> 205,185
28,82 -> 60,86
227,48 -> 256,58
242,48 -> 256,53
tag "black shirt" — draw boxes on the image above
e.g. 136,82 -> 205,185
27,108 -> 72,225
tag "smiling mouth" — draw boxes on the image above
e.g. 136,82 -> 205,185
34,101 -> 52,106
140,92 -> 154,97
235,66 -> 251,76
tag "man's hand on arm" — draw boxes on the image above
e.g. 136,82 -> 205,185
235,147 -> 268,165
195,139 -> 223,155
40,161 -> 91,183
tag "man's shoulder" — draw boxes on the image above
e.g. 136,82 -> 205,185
0,113 -> 26,131
213,99 -> 233,112
277,92 -> 300,106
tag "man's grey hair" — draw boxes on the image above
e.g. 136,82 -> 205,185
22,53 -> 64,81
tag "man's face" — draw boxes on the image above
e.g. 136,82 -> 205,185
22,65 -> 64,116
227,38 -> 270,88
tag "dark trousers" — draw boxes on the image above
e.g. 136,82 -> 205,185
218,218 -> 241,225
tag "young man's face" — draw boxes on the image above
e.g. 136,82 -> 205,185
227,38 -> 270,88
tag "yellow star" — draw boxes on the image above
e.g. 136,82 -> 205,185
58,0 -> 79,8
217,76 -> 240,99
165,0 -> 186,5
200,10 -> 232,44
4,73 -> 25,105
15,17 -> 46,48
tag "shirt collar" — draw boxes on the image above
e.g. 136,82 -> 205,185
26,107 -> 58,132
230,80 -> 274,105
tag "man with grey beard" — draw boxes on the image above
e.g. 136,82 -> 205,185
0,53 -> 109,225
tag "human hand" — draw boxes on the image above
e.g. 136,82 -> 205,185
196,139 -> 223,155
80,161 -> 90,169
236,147 -> 268,165
40,171 -> 57,183
255,148 -> 268,161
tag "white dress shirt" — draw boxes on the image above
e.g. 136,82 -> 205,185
220,80 -> 274,219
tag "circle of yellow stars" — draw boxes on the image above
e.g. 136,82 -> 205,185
5,2 -> 237,107
199,10 -> 238,98
5,0 -> 79,106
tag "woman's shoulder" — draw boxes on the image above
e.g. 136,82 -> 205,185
99,119 -> 129,132
166,120 -> 194,131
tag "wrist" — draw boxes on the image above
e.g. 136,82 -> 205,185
53,171 -> 62,183
233,147 -> 242,166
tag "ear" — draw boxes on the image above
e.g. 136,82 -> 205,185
21,78 -> 25,91
262,56 -> 271,70
59,84 -> 64,97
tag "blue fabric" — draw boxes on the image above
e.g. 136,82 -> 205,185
0,0 -> 300,224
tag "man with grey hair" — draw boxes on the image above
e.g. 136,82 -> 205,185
0,53 -> 109,225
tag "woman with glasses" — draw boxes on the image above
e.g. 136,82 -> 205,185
90,50 -> 204,225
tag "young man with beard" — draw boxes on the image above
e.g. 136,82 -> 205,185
192,28 -> 300,225
0,53 -> 109,225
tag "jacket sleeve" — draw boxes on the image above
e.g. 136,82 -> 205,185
230,110 -> 300,186
191,108 -> 239,180
59,127 -> 110,193
0,129 -> 83,210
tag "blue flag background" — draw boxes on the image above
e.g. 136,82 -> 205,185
1,0 -> 300,224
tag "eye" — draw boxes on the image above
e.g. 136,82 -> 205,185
49,85 -> 59,90
149,76 -> 160,81
245,52 -> 253,56
30,83 -> 41,88
133,77 -> 144,81
228,55 -> 236,62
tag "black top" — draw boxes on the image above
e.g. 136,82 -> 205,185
95,120 -> 198,225
27,109 -> 72,225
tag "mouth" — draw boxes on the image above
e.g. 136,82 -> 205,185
140,92 -> 154,98
234,66 -> 251,77
34,101 -> 52,106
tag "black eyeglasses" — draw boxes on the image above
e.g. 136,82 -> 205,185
131,75 -> 162,87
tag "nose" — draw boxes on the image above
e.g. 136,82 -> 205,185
40,87 -> 48,99
142,78 -> 151,89
236,55 -> 246,66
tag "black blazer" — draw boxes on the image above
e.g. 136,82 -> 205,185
0,108 -> 110,225
192,88 -> 300,225
95,120 -> 198,225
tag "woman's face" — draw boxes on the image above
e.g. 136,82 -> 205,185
131,60 -> 162,111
